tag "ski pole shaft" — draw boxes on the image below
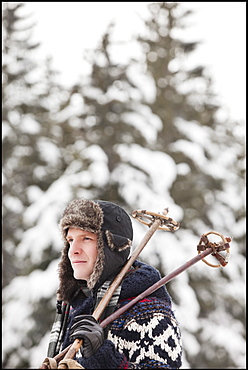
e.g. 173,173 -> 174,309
100,247 -> 216,328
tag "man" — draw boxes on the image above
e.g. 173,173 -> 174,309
47,198 -> 182,369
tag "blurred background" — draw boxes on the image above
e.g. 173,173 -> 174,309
2,2 -> 246,369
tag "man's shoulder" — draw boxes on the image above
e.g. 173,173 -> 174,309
120,260 -> 171,303
132,260 -> 163,281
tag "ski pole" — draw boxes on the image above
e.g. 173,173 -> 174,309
101,232 -> 231,328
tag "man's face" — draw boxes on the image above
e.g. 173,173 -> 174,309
67,228 -> 98,281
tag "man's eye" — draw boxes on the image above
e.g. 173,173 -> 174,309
67,238 -> 73,243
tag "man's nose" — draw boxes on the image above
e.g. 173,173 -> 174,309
70,240 -> 81,254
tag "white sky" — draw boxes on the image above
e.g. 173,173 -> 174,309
8,2 -> 246,123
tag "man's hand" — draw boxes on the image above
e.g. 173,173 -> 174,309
69,315 -> 104,359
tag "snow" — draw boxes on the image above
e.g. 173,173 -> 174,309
181,330 -> 201,357
4,194 -> 24,213
117,144 -> 176,192
29,332 -> 52,369
20,115 -> 41,134
88,161 -> 110,187
176,162 -> 191,176
171,139 -> 207,168
3,260 -> 58,353
200,315 -> 246,368
27,185 -> 45,203
127,65 -> 157,103
218,183 -> 246,211
174,118 -> 209,145
121,108 -> 162,143
37,139 -> 61,166
2,120 -> 13,139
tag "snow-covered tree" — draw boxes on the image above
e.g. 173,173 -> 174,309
2,3 -> 69,289
2,3 -> 245,369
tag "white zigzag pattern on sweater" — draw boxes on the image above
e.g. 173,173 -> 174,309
108,312 -> 182,363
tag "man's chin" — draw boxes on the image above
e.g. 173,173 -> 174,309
73,272 -> 88,281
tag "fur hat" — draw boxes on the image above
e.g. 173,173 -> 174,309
57,199 -> 133,302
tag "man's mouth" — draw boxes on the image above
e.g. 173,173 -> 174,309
72,261 -> 87,264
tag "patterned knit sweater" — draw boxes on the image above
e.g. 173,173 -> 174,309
58,260 -> 182,369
